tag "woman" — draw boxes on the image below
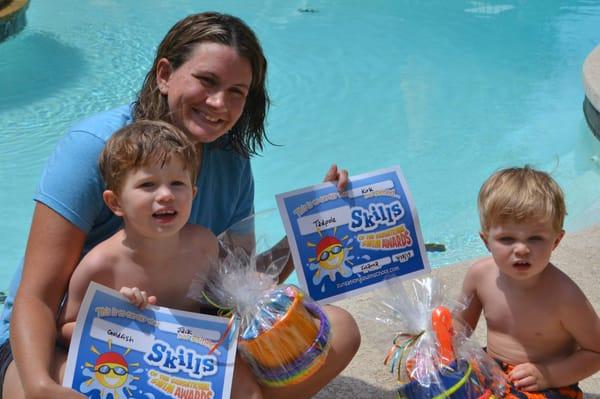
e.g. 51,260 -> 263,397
0,12 -> 360,399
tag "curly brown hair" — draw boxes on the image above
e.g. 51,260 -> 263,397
99,120 -> 200,194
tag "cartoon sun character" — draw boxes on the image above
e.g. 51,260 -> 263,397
93,351 -> 129,391
79,340 -> 143,399
307,228 -> 354,285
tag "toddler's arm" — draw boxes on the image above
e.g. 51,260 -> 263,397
57,321 -> 76,347
56,250 -> 116,344
511,284 -> 600,390
460,260 -> 486,332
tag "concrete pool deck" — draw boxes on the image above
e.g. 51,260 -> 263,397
317,224 -> 600,398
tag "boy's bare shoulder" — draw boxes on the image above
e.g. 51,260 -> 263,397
181,224 -> 218,255
466,256 -> 497,279
78,238 -> 123,273
544,263 -> 589,305
69,238 -> 126,290
462,257 -> 498,297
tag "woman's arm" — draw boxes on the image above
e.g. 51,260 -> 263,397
9,203 -> 87,398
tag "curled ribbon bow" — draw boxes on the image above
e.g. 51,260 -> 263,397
383,331 -> 425,384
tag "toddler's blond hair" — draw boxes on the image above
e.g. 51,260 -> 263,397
478,166 -> 566,232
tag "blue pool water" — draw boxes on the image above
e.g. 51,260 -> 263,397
1,1 -> 600,288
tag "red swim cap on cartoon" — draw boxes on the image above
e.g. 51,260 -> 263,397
95,352 -> 127,368
316,236 -> 341,258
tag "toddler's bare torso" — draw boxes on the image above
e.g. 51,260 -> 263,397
475,260 -> 577,365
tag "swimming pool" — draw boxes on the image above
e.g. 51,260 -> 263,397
1,1 -> 600,288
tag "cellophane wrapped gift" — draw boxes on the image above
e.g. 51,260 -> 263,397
376,277 -> 506,399
188,213 -> 331,387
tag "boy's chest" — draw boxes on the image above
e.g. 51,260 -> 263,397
117,265 -> 204,312
481,289 -> 567,342
151,271 -> 205,311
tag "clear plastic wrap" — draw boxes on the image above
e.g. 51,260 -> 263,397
376,277 -> 506,399
188,211 -> 331,387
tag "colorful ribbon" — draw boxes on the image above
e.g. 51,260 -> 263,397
384,331 -> 425,384
198,290 -> 237,354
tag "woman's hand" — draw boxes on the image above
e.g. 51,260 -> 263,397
120,286 -> 157,309
323,164 -> 349,192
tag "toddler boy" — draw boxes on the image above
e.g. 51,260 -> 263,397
461,166 -> 600,398
57,119 -> 217,341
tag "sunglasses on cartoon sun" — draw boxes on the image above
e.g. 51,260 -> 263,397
319,245 -> 343,261
94,365 -> 128,375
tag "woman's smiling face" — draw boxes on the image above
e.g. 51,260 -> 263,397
156,42 -> 252,144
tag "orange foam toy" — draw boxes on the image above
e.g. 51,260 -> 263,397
431,305 -> 455,365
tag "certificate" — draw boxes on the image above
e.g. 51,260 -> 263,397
63,282 -> 237,399
276,166 -> 430,303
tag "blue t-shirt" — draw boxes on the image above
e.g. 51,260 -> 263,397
0,105 -> 254,343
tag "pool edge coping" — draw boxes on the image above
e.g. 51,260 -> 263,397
583,44 -> 600,139
0,0 -> 28,21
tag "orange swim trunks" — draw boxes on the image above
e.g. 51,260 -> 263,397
495,359 -> 583,399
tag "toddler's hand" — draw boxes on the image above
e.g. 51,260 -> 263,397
120,286 -> 157,309
508,362 -> 550,391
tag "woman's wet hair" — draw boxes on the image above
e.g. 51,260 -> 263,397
133,12 -> 270,158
